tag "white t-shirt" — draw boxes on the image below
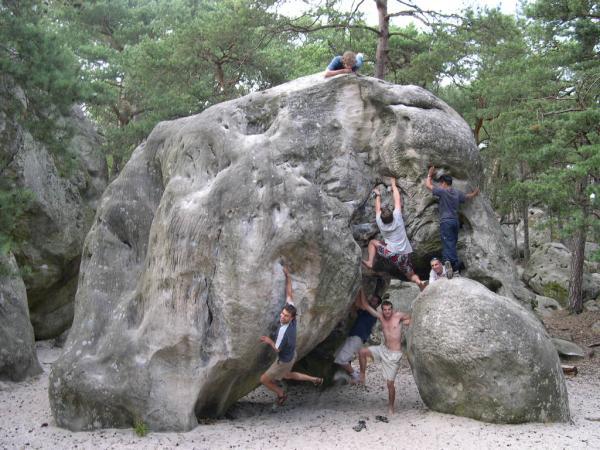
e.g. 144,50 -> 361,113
376,208 -> 412,254
275,323 -> 289,349
429,266 -> 447,283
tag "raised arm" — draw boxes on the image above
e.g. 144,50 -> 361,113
360,289 -> 382,320
373,187 -> 381,215
390,177 -> 401,210
283,265 -> 293,304
425,166 -> 435,191
466,187 -> 480,200
353,288 -> 364,309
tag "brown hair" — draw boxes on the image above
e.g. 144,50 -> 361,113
380,206 -> 393,224
342,51 -> 356,68
283,303 -> 297,318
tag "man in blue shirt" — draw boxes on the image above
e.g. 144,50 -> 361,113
425,166 -> 480,277
334,287 -> 382,383
259,265 -> 323,406
324,51 -> 364,77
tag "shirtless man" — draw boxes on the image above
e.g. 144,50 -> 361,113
358,296 -> 410,415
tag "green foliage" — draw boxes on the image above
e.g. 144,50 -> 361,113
133,418 -> 148,437
542,282 -> 569,306
0,1 -> 83,266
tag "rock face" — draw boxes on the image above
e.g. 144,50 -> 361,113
0,253 -> 42,381
522,242 -> 600,305
407,277 -> 570,424
0,76 -> 108,339
50,74 -> 519,431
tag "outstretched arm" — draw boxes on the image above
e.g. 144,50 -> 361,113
425,166 -> 435,191
324,67 -> 353,78
259,335 -> 278,352
360,289 -> 382,320
390,177 -> 401,210
466,187 -> 480,200
283,265 -> 293,304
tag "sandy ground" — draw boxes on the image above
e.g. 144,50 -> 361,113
1,340 -> 599,450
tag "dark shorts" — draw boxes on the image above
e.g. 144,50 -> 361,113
376,243 -> 415,278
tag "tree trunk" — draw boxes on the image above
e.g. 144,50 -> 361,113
518,161 -> 530,262
521,201 -> 530,262
568,176 -> 589,314
374,0 -> 388,80
512,208 -> 518,258
569,227 -> 586,314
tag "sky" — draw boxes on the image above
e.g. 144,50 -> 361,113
278,0 -> 520,25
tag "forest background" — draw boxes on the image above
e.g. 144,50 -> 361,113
1,0 -> 598,312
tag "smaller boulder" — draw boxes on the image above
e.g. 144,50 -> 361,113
533,295 -> 562,318
551,338 -> 586,359
0,253 -> 42,381
407,277 -> 570,424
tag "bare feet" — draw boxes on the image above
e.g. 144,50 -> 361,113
388,406 -> 395,415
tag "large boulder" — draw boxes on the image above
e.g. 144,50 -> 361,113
522,242 -> 600,305
50,74 -> 519,431
0,253 -> 42,381
407,277 -> 570,423
0,76 -> 108,339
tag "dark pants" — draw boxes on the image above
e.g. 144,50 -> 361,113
440,219 -> 460,271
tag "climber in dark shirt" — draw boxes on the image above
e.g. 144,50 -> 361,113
334,287 -> 382,383
259,264 -> 323,406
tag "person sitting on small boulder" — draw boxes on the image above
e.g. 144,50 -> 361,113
362,177 -> 426,291
324,51 -> 364,77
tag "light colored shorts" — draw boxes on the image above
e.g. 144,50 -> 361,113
334,335 -> 363,365
264,353 -> 297,381
368,345 -> 403,381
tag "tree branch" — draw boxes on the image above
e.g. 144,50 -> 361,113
542,108 -> 585,117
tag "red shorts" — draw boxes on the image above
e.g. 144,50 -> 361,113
376,243 -> 415,278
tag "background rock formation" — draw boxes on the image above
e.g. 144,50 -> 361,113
523,242 -> 600,305
50,74 -> 520,431
407,277 -> 570,423
0,253 -> 42,381
0,76 -> 108,339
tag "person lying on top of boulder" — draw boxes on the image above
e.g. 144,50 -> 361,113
259,264 -> 323,406
425,166 -> 480,278
324,51 -> 364,77
362,177 -> 426,291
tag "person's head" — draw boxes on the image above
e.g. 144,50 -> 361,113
342,51 -> 356,69
439,174 -> 453,188
380,206 -> 393,224
280,304 -> 296,324
368,294 -> 382,308
430,257 -> 443,275
381,300 -> 393,319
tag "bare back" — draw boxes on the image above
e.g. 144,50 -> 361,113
380,312 -> 404,352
